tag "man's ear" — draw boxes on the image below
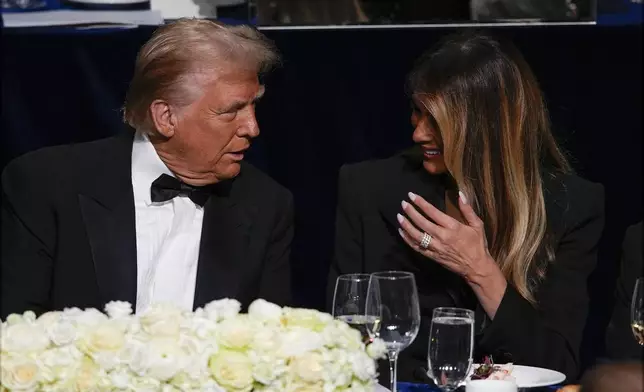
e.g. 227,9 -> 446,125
150,99 -> 178,138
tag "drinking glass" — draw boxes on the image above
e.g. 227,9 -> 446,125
365,271 -> 421,392
332,273 -> 374,343
427,307 -> 475,391
631,277 -> 644,345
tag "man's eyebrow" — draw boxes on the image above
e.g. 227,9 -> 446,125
220,86 -> 266,113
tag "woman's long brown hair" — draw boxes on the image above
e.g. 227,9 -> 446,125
408,31 -> 571,304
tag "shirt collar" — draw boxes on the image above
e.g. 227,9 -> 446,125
131,131 -> 174,206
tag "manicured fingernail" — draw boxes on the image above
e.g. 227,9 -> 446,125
459,191 -> 468,204
408,192 -> 417,201
401,200 -> 409,209
396,213 -> 404,223
398,228 -> 405,237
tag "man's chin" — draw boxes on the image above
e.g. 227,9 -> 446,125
217,162 -> 241,181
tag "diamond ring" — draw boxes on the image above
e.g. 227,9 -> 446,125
420,232 -> 432,249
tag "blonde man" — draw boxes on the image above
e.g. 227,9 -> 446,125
1,19 -> 293,319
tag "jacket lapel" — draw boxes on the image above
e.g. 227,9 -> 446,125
78,132 -> 137,308
193,182 -> 253,310
377,150 -> 468,307
379,150 -> 446,231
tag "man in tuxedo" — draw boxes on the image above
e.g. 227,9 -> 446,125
0,19 -> 293,320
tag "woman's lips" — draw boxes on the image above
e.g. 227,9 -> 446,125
422,148 -> 442,159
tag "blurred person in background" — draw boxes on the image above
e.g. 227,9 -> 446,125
471,0 -> 594,21
256,0 -> 471,25
580,362 -> 643,392
330,31 -> 604,384
605,221 -> 643,360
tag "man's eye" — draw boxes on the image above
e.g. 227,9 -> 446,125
219,111 -> 237,120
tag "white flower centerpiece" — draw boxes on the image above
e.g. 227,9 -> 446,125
0,299 -> 387,391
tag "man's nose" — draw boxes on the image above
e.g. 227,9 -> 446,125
238,107 -> 260,138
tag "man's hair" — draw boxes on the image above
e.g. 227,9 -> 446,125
123,19 -> 280,132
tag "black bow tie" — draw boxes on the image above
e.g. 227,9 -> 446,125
150,174 -> 213,207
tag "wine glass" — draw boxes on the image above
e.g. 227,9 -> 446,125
631,277 -> 644,345
365,271 -> 421,392
427,307 -> 475,391
332,273 -> 374,342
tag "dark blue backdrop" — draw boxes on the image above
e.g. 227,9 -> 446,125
1,25 -> 642,371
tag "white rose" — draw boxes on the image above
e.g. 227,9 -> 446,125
281,308 -> 333,332
278,328 -> 324,357
366,338 -> 387,359
1,322 -> 50,353
252,360 -> 279,385
36,311 -> 62,329
349,380 -> 375,392
187,311 -> 217,340
0,356 -> 41,391
350,351 -> 376,381
208,350 -> 254,391
251,327 -> 281,353
217,316 -> 255,350
104,301 -> 133,319
108,368 -> 131,389
71,357 -> 107,392
323,321 -> 362,350
76,321 -> 126,356
145,338 -> 186,381
39,345 -> 83,382
283,379 -> 324,392
5,313 -> 24,325
93,351 -> 121,371
140,304 -> 182,337
127,376 -> 161,392
61,307 -> 84,319
291,352 -> 325,383
198,379 -> 227,392
203,298 -> 241,322
48,319 -> 77,346
249,351 -> 286,385
73,308 -> 108,326
321,349 -> 352,387
248,299 -> 283,324
22,311 -> 37,324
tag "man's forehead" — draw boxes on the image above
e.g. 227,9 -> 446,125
202,71 -> 263,102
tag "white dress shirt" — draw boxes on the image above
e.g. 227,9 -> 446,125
131,132 -> 204,314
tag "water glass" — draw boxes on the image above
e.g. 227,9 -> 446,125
366,271 -> 421,392
428,307 -> 475,391
332,273 -> 374,342
631,277 -> 644,345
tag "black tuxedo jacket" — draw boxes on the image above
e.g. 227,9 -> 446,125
329,149 -> 604,383
606,221 -> 643,360
1,132 -> 293,319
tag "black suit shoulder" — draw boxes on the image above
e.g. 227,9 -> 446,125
2,135 -> 131,195
623,221 -> 643,263
340,153 -> 416,190
236,162 -> 293,220
238,162 -> 291,198
541,172 -> 604,239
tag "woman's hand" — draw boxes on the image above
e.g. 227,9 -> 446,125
397,191 -> 507,318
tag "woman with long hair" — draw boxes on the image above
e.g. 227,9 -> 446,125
330,31 -> 604,383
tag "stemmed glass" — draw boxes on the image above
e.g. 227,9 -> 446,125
427,307 -> 475,391
631,277 -> 644,345
365,271 -> 421,392
332,273 -> 374,343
